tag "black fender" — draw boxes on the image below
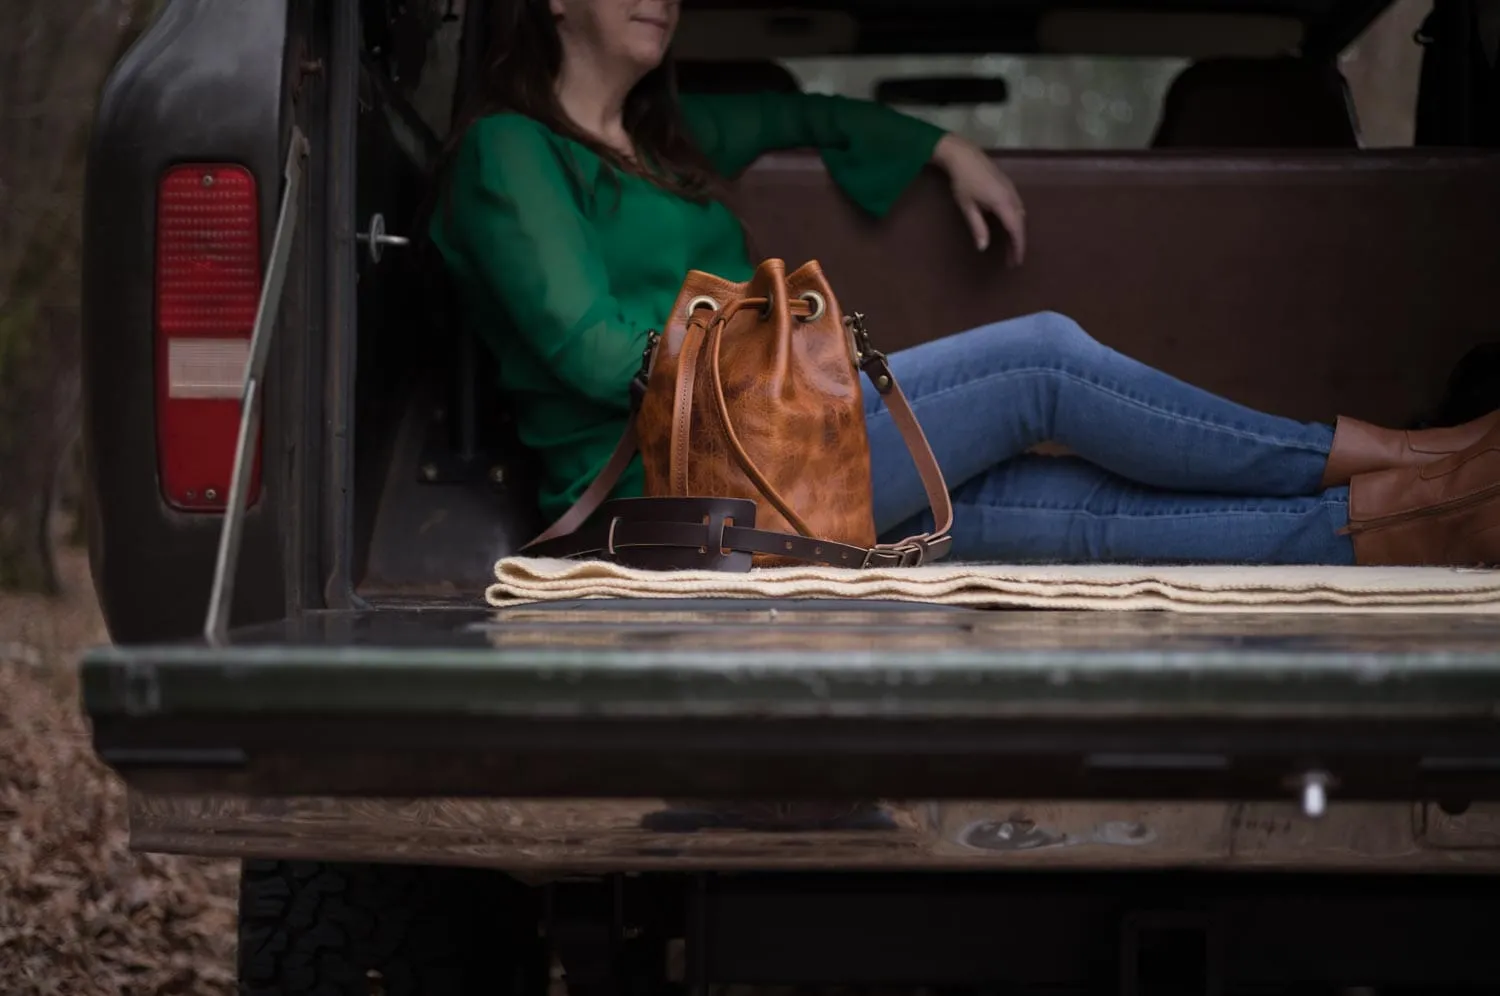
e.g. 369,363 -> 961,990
81,0 -> 293,643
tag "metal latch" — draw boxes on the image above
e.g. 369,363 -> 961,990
355,212 -> 410,264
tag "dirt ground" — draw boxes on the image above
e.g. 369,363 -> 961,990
0,546 -> 238,995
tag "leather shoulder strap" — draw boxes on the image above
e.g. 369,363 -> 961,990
863,352 -> 954,547
524,328 -> 660,550
522,422 -> 638,549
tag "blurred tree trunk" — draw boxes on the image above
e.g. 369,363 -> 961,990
0,229 -> 82,593
0,0 -> 154,593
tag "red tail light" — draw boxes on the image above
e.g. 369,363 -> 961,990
154,164 -> 263,512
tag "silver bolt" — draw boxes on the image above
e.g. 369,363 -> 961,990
204,488 -> 219,501
1301,771 -> 1330,819
201,173 -> 215,187
421,463 -> 438,481
185,490 -> 196,500
489,466 -> 506,485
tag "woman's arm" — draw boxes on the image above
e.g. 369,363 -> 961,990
680,91 -> 944,217
931,132 -> 1027,266
681,91 -> 1026,264
440,115 -> 645,412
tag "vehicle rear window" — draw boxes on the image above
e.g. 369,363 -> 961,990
780,55 -> 1189,150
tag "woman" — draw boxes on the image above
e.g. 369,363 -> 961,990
429,0 -> 1500,566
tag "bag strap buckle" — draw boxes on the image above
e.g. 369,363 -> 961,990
629,329 -> 661,409
863,539 -> 929,569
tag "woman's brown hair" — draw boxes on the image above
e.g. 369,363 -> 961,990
438,0 -> 723,203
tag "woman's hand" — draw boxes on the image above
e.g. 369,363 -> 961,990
931,133 -> 1027,266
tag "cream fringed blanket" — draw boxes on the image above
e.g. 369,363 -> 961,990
489,558 -> 1500,613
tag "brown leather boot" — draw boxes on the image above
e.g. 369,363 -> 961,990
1343,422 -> 1500,566
1320,410 -> 1500,488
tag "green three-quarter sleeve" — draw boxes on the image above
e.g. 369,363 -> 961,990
442,115 -> 646,412
680,91 -> 946,218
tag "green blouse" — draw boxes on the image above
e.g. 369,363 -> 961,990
429,91 -> 945,522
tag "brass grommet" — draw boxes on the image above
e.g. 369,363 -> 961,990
796,290 -> 827,323
686,295 -> 719,316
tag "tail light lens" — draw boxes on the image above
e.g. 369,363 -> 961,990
154,164 -> 263,512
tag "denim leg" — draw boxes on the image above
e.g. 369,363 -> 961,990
864,311 -> 1335,530
882,455 -> 1356,566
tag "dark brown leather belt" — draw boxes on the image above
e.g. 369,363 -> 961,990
522,496 -> 952,572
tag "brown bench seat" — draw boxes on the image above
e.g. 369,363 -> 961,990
734,149 -> 1500,430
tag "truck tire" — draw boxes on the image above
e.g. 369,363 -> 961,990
238,860 -> 547,996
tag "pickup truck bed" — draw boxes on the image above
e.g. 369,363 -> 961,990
87,602 -> 1500,798
84,600 -> 1500,873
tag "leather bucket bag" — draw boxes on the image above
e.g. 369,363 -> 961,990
524,258 -> 953,571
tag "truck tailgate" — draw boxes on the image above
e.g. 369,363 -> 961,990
82,601 -> 1500,803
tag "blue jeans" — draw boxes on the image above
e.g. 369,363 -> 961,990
864,312 -> 1355,565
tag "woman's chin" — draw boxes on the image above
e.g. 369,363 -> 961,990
620,41 -> 669,74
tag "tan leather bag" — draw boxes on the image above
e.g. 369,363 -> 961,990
524,259 -> 953,571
